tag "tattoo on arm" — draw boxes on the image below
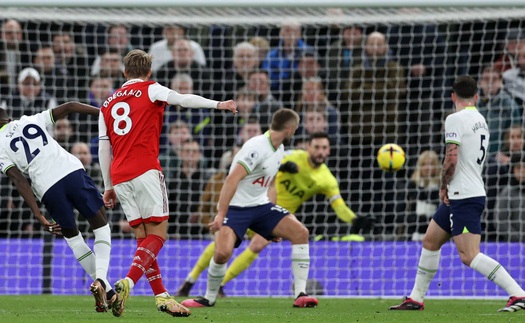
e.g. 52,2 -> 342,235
441,143 -> 458,189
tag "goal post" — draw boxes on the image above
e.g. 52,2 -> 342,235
0,3 -> 524,298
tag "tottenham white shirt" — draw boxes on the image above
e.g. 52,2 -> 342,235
0,110 -> 83,200
229,132 -> 284,207
444,107 -> 489,200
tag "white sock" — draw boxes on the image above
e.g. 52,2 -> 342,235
204,258 -> 227,304
124,277 -> 135,290
292,244 -> 310,298
186,274 -> 197,283
409,248 -> 440,303
64,232 -> 96,280
93,224 -> 112,292
470,253 -> 525,296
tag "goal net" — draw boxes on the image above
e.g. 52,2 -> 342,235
1,4 -> 525,298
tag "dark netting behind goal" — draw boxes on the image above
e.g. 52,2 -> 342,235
0,5 -> 524,297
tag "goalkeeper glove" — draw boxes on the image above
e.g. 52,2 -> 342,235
279,161 -> 299,173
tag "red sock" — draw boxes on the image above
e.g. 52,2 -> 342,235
136,238 -> 167,295
127,235 -> 164,284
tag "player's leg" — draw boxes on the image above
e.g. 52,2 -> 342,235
390,204 -> 451,310
72,169 -> 115,312
182,225 -> 238,308
450,198 -> 525,312
177,241 -> 217,296
221,233 -> 269,293
42,176 -> 97,281
85,207 -> 115,312
42,175 -> 107,311
271,212 -> 318,308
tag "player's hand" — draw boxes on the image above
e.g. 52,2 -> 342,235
103,189 -> 118,209
209,215 -> 225,234
40,218 -> 62,235
439,187 -> 449,206
279,161 -> 299,173
217,100 -> 238,114
272,237 -> 282,242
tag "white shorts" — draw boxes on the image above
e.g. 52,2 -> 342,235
114,169 -> 169,227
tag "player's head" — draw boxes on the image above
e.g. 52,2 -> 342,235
123,49 -> 152,80
270,108 -> 300,145
306,132 -> 331,167
452,75 -> 478,105
0,107 -> 11,126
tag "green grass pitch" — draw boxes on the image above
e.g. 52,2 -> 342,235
0,295 -> 523,322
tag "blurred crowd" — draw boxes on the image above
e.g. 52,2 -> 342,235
1,16 -> 525,242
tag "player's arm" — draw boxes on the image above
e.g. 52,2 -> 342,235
5,167 -> 61,234
50,101 -> 99,121
166,91 -> 237,113
97,111 -> 116,208
148,82 -> 237,114
330,196 -> 357,223
209,163 -> 248,233
440,142 -> 459,205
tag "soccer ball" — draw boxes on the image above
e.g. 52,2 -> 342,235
377,143 -> 406,172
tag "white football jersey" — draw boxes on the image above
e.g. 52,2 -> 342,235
0,110 -> 83,200
229,132 -> 284,207
444,107 -> 489,199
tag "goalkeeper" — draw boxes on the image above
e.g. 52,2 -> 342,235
177,132 -> 366,297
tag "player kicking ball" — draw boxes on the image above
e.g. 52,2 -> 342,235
0,102 -> 115,313
181,108 -> 318,308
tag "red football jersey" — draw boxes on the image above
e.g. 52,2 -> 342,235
100,80 -> 167,185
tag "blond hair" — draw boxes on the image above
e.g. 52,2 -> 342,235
411,150 -> 441,188
123,49 -> 152,79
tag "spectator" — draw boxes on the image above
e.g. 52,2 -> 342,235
397,150 -> 441,241
494,28 -> 525,73
155,39 -> 211,96
1,67 -> 57,119
282,51 -> 325,108
495,152 -> 525,242
162,73 -> 212,153
246,70 -> 282,131
484,124 -> 525,240
214,42 -> 260,101
149,24 -> 206,72
478,66 -> 521,155
191,145 -> 241,235
166,140 -> 211,238
249,36 -> 270,64
33,46 -> 68,103
502,42 -> 525,106
346,31 -> 406,147
262,20 -> 314,97
96,48 -> 126,89
70,142 -> 102,190
296,77 -> 340,138
325,24 -> 363,102
234,87 -> 257,123
159,120 -> 193,170
87,76 -> 114,108
53,117 -> 76,151
90,24 -> 131,77
52,31 -> 90,100
0,19 -> 31,92
387,19 -> 447,157
208,88 -> 256,167
236,117 -> 262,146
216,116 -> 261,174
344,31 -> 406,227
